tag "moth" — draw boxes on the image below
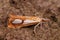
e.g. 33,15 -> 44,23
8,14 -> 50,32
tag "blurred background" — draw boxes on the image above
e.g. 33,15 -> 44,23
0,0 -> 60,40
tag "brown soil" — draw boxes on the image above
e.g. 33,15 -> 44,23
0,0 -> 60,40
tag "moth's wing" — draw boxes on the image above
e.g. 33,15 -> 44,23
8,14 -> 41,28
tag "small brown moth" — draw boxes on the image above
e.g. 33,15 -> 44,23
8,14 -> 50,32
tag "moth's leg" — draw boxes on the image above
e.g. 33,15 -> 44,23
40,22 -> 46,30
33,22 -> 41,34
33,18 -> 50,34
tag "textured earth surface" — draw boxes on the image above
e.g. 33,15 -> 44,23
0,0 -> 60,40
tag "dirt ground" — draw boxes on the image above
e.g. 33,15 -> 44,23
0,0 -> 60,40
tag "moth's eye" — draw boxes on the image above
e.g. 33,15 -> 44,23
12,19 -> 23,24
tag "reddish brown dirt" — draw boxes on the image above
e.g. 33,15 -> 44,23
0,0 -> 60,40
